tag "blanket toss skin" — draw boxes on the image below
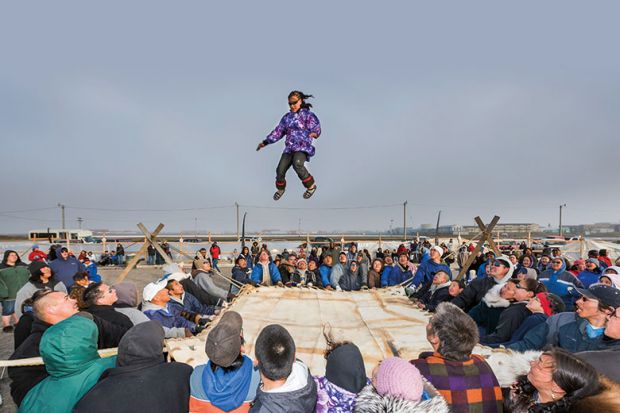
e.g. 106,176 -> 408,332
165,285 -> 539,385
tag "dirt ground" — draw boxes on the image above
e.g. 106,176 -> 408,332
0,263 -> 234,412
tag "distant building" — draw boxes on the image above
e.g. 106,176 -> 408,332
462,223 -> 540,235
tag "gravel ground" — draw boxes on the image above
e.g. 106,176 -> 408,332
0,263 -> 234,412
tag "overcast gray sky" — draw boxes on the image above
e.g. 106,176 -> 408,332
1,1 -> 619,234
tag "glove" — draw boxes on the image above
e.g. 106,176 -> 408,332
256,142 -> 266,151
198,318 -> 210,327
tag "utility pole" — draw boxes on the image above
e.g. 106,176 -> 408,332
235,202 -> 240,241
559,204 -> 566,237
435,210 -> 442,246
77,217 -> 83,229
403,201 -> 408,241
57,203 -> 65,229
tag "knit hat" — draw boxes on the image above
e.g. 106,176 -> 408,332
114,282 -> 139,307
430,246 -> 443,257
374,357 -> 424,402
28,261 -> 49,277
206,311 -> 243,367
32,244 -> 39,250
586,258 -> 600,267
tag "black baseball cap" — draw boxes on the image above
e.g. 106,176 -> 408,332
576,285 -> 620,308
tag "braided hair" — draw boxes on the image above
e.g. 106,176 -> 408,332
289,90 -> 314,109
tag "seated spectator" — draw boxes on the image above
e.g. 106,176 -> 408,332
303,259 -> 322,287
13,298 -> 35,350
537,254 -> 551,273
411,302 -> 503,413
238,246 -> 254,270
251,251 -> 283,286
514,266 -> 538,281
314,330 -> 368,412
413,270 -> 453,312
190,311 -> 260,412
380,255 -> 395,287
83,257 -> 101,283
165,278 -> 216,316
84,282 -> 134,330
338,261 -> 363,291
250,324 -> 317,412
479,279 -> 546,345
383,253 -> 415,287
142,282 -> 207,338
597,265 -> 620,288
506,348 -> 620,412
367,258 -> 384,289
329,252 -> 349,289
476,251 -> 497,279
412,246 -> 452,288
74,321 -> 192,413
539,257 -> 583,312
231,256 -> 254,294
452,255 -> 514,313
192,259 -> 230,302
69,272 -> 90,310
568,258 -> 586,277
28,245 -> 47,263
598,249 -> 612,268
112,281 -> 150,326
578,258 -> 603,289
490,292 -> 564,349
19,315 -> 117,412
448,279 -> 465,298
15,261 -> 66,319
355,357 -> 449,413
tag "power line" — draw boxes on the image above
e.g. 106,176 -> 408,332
239,203 -> 402,211
64,205 -> 234,212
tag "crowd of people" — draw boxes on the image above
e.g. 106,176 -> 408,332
2,239 -> 620,412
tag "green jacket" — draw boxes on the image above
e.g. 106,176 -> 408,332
0,265 -> 30,299
19,316 -> 117,413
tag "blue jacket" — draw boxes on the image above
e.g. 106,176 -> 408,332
318,265 -> 331,288
382,264 -> 412,287
412,261 -> 452,287
169,293 -> 215,316
143,302 -> 196,332
578,270 -> 601,289
539,263 -> 583,311
477,260 -> 492,278
85,263 -> 101,283
251,262 -> 281,285
380,265 -> 393,287
557,317 -> 620,352
49,256 -> 86,288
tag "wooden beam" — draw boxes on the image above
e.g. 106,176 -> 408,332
137,223 -> 174,266
114,223 -> 164,284
456,215 -> 501,281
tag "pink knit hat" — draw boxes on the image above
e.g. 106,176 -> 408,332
374,357 -> 424,402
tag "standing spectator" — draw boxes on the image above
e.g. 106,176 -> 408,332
49,247 -> 86,289
0,250 -> 30,332
147,244 -> 156,265
321,241 -> 341,265
210,242 -> 222,271
251,241 -> 260,263
15,261 -> 66,320
411,303 -> 503,413
250,324 -> 317,412
314,331 -> 368,413
355,357 -> 449,413
28,245 -> 47,263
190,311 -> 260,412
539,257 -> 583,311
18,316 -> 117,413
115,242 -> 125,266
74,321 -> 192,413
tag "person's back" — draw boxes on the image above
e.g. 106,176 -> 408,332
74,321 -> 192,413
19,316 -> 116,413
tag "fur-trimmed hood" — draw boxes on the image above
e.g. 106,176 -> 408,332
570,376 -> 620,413
354,379 -> 450,413
482,283 -> 511,308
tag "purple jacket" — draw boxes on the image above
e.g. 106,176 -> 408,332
264,109 -> 321,157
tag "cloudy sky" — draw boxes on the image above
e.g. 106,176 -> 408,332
1,1 -> 619,234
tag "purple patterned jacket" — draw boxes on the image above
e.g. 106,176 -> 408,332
264,108 -> 321,158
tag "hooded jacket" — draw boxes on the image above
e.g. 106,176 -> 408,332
411,260 -> 452,288
193,269 -> 229,301
480,302 -> 530,345
250,261 -> 282,285
249,360 -> 317,413
18,316 -> 116,413
318,264 -> 332,288
339,266 -> 364,291
468,283 -> 512,335
539,261 -> 583,311
354,380 -> 450,413
578,268 -> 602,289
0,250 -> 30,300
264,108 -> 321,158
74,321 -> 192,413
382,262 -> 416,287
49,253 -> 86,288
190,355 -> 261,412
142,301 -> 196,332
169,291 -> 215,316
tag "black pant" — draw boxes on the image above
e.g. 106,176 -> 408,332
275,152 -> 314,189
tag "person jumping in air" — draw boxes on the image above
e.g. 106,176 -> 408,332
256,91 -> 321,200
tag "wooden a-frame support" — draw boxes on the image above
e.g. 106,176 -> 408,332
456,215 -> 502,281
115,223 -> 172,283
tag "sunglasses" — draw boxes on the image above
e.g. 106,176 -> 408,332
552,260 -> 563,264
288,99 -> 300,106
493,261 -> 507,267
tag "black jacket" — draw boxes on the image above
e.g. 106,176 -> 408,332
578,345 -> 620,383
419,284 -> 453,312
182,276 -> 219,306
88,304 -> 134,330
480,302 -> 530,344
74,321 -> 192,413
250,363 -> 317,413
451,276 -> 498,313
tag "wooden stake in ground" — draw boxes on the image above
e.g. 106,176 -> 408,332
115,223 -> 164,284
456,215 -> 501,281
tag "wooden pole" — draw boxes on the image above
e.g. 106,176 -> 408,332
115,223 -> 165,284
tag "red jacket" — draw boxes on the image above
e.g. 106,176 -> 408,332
28,250 -> 47,262
209,246 -> 221,259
